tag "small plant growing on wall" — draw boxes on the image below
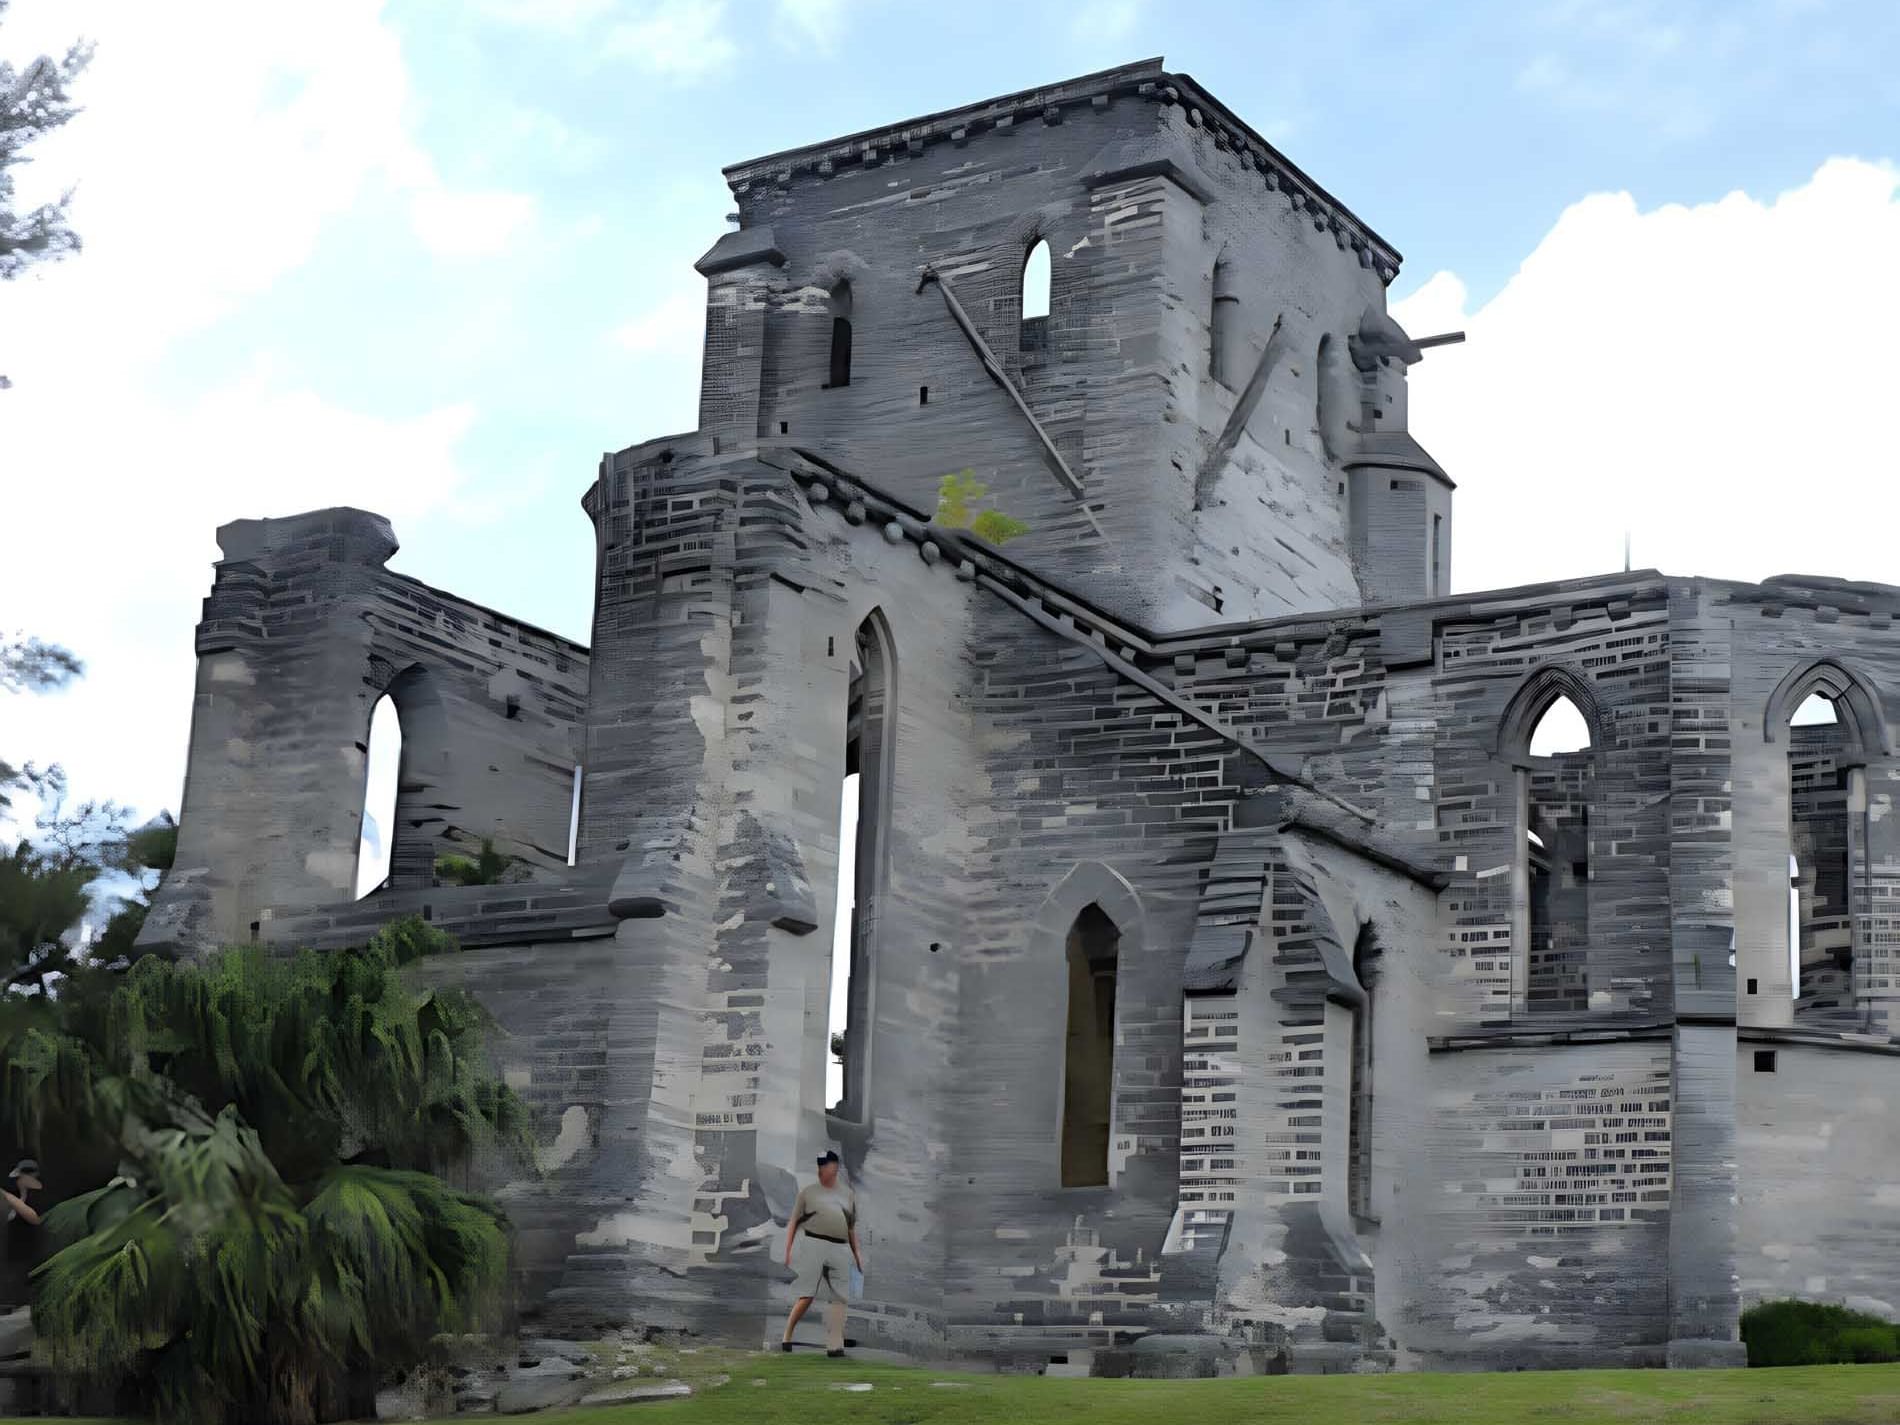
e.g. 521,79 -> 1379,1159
434,838 -> 517,887
935,470 -> 1029,546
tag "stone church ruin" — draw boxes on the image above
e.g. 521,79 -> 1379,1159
142,60 -> 1900,1373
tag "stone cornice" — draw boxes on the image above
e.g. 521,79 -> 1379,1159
719,58 -> 1405,284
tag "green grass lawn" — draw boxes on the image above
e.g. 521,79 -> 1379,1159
12,1354 -> 1900,1423
532,1351 -> 1900,1425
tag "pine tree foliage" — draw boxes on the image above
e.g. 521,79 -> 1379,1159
0,918 -> 530,1423
1,633 -> 84,810
0,1 -> 89,281
2,632 -> 172,972
0,1 -> 90,388
0,633 -> 83,694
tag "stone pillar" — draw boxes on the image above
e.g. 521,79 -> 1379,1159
1665,579 -> 1744,1364
694,225 -> 783,444
140,508 -> 397,953
1665,1025 -> 1746,1366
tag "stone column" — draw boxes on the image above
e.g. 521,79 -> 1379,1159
140,508 -> 397,953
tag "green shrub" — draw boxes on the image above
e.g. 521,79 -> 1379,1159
1742,1299 -> 1900,1366
3,917 -> 530,1422
1838,1324 -> 1900,1364
434,837 -> 516,887
934,470 -> 1029,546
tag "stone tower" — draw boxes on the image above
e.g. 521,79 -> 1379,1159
694,58 -> 1452,631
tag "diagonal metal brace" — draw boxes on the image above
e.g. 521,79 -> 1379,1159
917,265 -> 1089,502
1193,312 -> 1288,510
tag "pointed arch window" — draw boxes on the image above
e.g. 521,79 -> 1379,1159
354,694 -> 402,899
1061,903 -> 1121,1188
826,280 -> 853,389
1785,691 -> 1854,1014
1347,921 -> 1380,1221
827,611 -> 895,1125
1500,673 -> 1599,1017
1210,259 -> 1242,387
1763,660 -> 1885,1018
1020,237 -> 1051,354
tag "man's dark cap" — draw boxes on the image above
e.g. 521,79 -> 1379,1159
8,1160 -> 38,1180
815,1150 -> 840,1167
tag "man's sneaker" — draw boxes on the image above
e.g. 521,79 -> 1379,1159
826,1349 -> 846,1359
779,1341 -> 793,1352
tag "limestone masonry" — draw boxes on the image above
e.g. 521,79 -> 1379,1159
145,60 -> 1900,1373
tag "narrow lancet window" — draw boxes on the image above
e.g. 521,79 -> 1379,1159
1787,691 -> 1853,1012
1020,238 -> 1050,353
354,694 -> 402,899
827,280 -> 853,389
1347,922 -> 1379,1221
1520,691 -> 1593,1013
828,612 -> 893,1122
826,772 -> 859,1109
1061,903 -> 1120,1187
1210,260 -> 1242,386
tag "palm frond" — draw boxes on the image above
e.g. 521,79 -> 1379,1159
20,917 -> 524,1423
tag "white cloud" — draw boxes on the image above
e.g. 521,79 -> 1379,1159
603,0 -> 735,80
774,0 -> 850,52
472,0 -> 621,26
1392,157 -> 1900,596
609,286 -> 704,354
2,364 -> 479,830
496,100 -> 606,175
3,1 -> 428,362
467,0 -> 738,77
409,186 -> 539,257
0,0 -> 495,827
601,278 -> 705,440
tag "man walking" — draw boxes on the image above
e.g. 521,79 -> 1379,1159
779,1150 -> 861,1357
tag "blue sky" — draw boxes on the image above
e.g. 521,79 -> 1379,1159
3,0 -> 1899,825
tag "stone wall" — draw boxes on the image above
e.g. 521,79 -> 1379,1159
142,507 -> 587,953
1735,1040 -> 1900,1319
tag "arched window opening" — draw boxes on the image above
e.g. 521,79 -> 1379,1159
1061,903 -> 1120,1188
1528,694 -> 1592,756
1210,260 -> 1243,387
1020,238 -> 1051,353
1786,691 -> 1854,1012
1792,692 -> 1839,726
827,612 -> 893,1123
1515,688 -> 1595,1014
826,770 -> 858,1110
354,694 -> 402,899
826,280 -> 853,389
1347,921 -> 1380,1222
1527,800 -> 1590,1012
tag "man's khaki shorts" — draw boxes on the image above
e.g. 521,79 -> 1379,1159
791,1235 -> 854,1302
